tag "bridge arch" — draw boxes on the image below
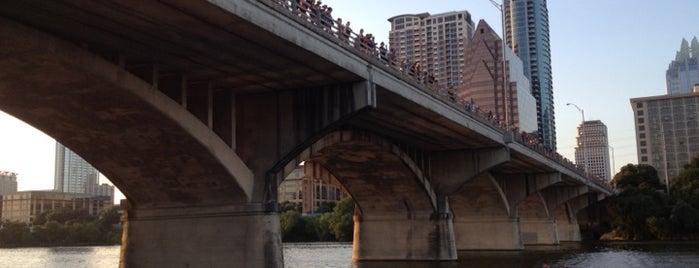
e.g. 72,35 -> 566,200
271,129 -> 437,217
0,17 -> 253,207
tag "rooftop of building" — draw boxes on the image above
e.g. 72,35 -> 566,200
630,91 -> 699,103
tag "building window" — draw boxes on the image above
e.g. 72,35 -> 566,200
638,118 -> 645,123
639,126 -> 645,131
637,110 -> 644,116
641,156 -> 648,162
640,141 -> 646,146
640,133 -> 646,139
636,102 -> 643,108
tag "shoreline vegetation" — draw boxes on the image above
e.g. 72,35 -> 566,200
600,155 -> 699,241
0,207 -> 121,248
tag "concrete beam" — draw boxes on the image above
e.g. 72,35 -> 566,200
430,147 -> 510,194
497,172 -> 562,211
542,185 -> 590,214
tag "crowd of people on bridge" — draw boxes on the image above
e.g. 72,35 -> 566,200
272,0 -> 607,186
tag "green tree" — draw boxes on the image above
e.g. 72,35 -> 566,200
607,187 -> 669,240
323,197 -> 354,242
612,164 -> 664,190
0,221 -> 30,245
671,154 -> 699,208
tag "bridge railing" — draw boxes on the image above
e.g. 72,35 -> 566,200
268,0 -> 612,192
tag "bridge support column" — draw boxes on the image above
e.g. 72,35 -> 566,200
353,213 -> 456,261
520,218 -> 559,245
454,217 -> 522,250
557,219 -> 581,242
120,204 -> 282,268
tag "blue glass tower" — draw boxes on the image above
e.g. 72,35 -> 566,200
504,0 -> 555,150
666,37 -> 699,95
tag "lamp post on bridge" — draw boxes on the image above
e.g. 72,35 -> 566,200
489,0 -> 511,129
567,103 -> 588,173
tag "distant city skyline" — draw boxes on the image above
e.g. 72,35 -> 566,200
0,0 -> 698,194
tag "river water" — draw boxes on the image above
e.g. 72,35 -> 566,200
0,242 -> 697,267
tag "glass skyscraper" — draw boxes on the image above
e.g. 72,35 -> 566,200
504,0 -> 555,150
666,37 -> 699,95
54,143 -> 100,194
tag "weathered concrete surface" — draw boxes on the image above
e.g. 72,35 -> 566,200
520,218 -> 559,245
453,217 -> 522,250
450,173 -> 523,249
121,205 -> 282,268
353,213 -> 456,260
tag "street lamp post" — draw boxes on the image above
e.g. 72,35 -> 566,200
609,144 -> 615,180
567,103 -> 587,173
489,0 -> 510,129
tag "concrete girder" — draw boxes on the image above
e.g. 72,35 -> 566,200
431,147 -> 510,195
541,185 -> 590,214
0,17 -> 254,206
496,172 -> 562,213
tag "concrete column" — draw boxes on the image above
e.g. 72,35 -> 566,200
453,217 -> 522,250
557,219 -> 581,242
520,218 -> 559,245
353,213 -> 456,261
120,204 -> 283,268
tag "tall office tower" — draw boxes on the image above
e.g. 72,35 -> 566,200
504,0 -> 556,150
54,142 -> 101,195
574,120 -> 611,181
388,11 -> 475,88
666,37 -> 699,95
0,171 -> 18,195
458,20 -> 538,133
631,92 -> 699,185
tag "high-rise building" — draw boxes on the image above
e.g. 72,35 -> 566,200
504,0 -> 556,150
666,37 -> 699,95
388,11 -> 475,88
458,20 -> 537,133
574,120 -> 611,181
0,171 -> 18,195
631,92 -> 699,185
54,143 -> 102,195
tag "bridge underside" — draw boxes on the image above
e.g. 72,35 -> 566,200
0,0 -> 612,267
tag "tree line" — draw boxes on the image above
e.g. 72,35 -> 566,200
280,197 -> 354,242
606,154 -> 699,240
0,206 -> 122,247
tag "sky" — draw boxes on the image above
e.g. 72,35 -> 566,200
0,0 -> 697,198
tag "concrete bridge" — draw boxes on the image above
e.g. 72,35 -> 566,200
0,0 -> 612,267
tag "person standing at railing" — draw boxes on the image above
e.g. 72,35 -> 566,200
310,1 -> 321,25
378,42 -> 388,65
320,6 -> 333,33
342,21 -> 352,44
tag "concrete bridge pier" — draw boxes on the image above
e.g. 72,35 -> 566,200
519,217 -> 559,245
120,204 -> 283,268
353,210 -> 456,261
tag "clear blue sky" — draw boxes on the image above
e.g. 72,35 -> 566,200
0,0 -> 697,196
